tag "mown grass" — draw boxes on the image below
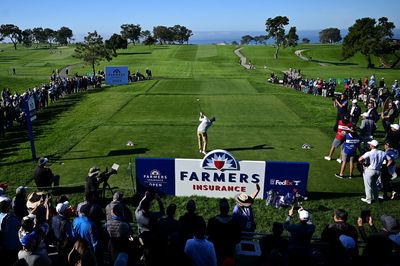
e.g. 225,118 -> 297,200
1,43 -> 400,236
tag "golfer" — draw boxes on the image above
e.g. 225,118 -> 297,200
197,112 -> 215,155
358,140 -> 386,204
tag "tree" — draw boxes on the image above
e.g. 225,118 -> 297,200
171,25 -> 193,44
265,16 -> 289,59
73,31 -> 114,76
0,24 -> 22,50
153,26 -> 171,45
231,41 -> 239,45
56,26 -> 73,45
43,28 -> 55,46
21,29 -> 34,47
319,28 -> 342,43
342,17 -> 395,68
285,26 -> 299,47
120,24 -> 141,45
240,35 -> 254,45
253,35 -> 266,45
140,30 -> 151,41
32,27 -> 47,45
143,35 -> 157,47
302,38 -> 310,44
105,33 -> 128,55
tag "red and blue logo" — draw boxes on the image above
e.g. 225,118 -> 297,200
201,149 -> 239,171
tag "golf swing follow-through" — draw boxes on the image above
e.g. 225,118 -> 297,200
196,98 -> 215,155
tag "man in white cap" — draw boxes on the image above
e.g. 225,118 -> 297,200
283,206 -> 315,264
349,99 -> 361,126
358,140 -> 386,204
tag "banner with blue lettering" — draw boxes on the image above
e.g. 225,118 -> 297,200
105,66 -> 129,85
135,150 -> 309,199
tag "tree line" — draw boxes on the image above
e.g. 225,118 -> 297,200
0,24 -> 73,49
0,23 -> 193,50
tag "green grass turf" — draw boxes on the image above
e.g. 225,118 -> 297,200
1,43 -> 400,235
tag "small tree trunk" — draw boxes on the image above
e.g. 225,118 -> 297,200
92,59 -> 96,77
13,41 -> 17,50
274,45 -> 280,59
367,54 -> 373,68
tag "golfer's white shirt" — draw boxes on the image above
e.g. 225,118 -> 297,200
197,116 -> 212,133
362,149 -> 386,170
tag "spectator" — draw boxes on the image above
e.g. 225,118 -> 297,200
184,217 -> 217,266
12,186 -> 28,221
381,141 -> 399,200
52,201 -> 74,265
33,157 -> 60,189
359,112 -> 377,154
381,101 -> 397,134
72,204 -> 99,252
358,214 -> 399,266
84,166 -> 115,199
0,196 -> 21,265
179,199 -> 203,243
68,239 -> 97,266
105,191 -> 133,223
324,115 -> 352,161
348,99 -> 361,126
359,140 -> 386,204
135,192 -> 165,236
207,198 -> 241,265
386,124 -> 400,151
259,222 -> 288,264
157,203 -> 183,265
17,231 -> 51,266
321,209 -> 358,265
334,94 -> 348,123
283,207 -> 315,265
106,203 -> 131,262
145,68 -> 152,80
232,183 -> 260,232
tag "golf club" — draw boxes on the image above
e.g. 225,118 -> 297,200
196,98 -> 202,113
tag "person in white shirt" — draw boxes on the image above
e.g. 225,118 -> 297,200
197,112 -> 215,155
358,140 -> 386,204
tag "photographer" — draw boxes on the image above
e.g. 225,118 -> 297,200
84,166 -> 115,199
334,94 -> 348,124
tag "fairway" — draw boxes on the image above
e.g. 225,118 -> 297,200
1,43 -> 399,233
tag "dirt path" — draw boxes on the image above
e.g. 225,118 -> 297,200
234,48 -> 251,69
294,49 -> 328,66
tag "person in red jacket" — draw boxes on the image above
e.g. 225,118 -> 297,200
325,115 -> 352,161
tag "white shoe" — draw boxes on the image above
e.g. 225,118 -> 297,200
201,150 -> 207,155
391,173 -> 397,180
199,150 -> 202,153
361,198 -> 372,204
324,156 -> 331,161
336,158 -> 342,164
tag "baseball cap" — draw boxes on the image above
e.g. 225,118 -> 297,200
16,186 -> 28,195
298,208 -> 310,221
56,201 -> 70,214
88,167 -> 100,177
352,99 -> 358,104
367,140 -> 379,147
38,157 -> 48,166
390,124 -> 400,131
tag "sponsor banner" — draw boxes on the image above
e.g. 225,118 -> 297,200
135,150 -> 309,199
105,66 -> 129,85
135,158 -> 175,195
264,161 -> 309,198
176,158 -> 265,199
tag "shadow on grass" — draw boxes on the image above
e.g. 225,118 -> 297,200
307,191 -> 362,200
311,59 -> 357,66
224,144 -> 274,152
58,148 -> 149,161
118,52 -> 151,55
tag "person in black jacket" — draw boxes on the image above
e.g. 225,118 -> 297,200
33,157 -> 59,189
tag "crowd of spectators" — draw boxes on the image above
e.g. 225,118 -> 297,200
1,174 -> 399,266
0,67 -> 153,139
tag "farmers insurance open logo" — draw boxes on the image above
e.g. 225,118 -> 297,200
143,169 -> 168,188
201,150 -> 239,171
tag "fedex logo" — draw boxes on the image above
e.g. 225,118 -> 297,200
270,179 -> 301,186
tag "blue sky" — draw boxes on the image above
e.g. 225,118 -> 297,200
1,0 -> 399,38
